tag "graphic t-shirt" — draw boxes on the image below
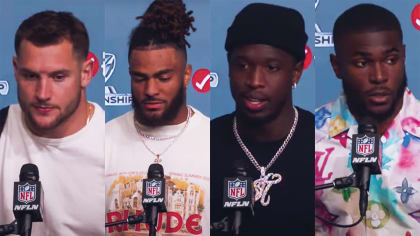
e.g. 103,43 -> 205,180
0,103 -> 105,236
105,106 -> 210,236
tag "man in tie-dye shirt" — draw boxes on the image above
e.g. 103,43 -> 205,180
315,4 -> 420,236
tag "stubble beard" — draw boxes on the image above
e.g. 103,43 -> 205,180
18,88 -> 82,134
343,73 -> 406,122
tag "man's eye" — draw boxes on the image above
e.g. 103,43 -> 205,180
159,77 -> 170,82
235,62 -> 248,70
54,75 -> 66,81
267,65 -> 279,72
355,61 -> 367,68
385,57 -> 397,65
23,73 -> 38,80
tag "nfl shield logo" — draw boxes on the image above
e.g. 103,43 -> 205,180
146,180 -> 161,197
18,183 -> 36,204
356,135 -> 375,156
228,178 -> 247,200
102,52 -> 116,83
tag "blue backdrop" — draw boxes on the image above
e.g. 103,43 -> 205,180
104,0 -> 211,122
0,0 -> 104,111
315,0 -> 420,107
210,0 -> 316,119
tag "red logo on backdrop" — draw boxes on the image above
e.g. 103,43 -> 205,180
303,45 -> 312,70
192,69 -> 211,93
412,4 -> 420,31
87,52 -> 99,77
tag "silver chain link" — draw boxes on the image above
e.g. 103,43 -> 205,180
134,106 -> 191,160
233,107 -> 299,172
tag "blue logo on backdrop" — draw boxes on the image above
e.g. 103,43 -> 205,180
103,52 -> 132,106
315,0 -> 334,48
0,81 -> 9,95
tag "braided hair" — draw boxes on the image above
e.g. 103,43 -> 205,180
129,0 -> 196,58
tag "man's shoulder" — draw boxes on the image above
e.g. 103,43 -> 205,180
106,110 -> 134,135
211,113 -> 233,132
296,106 -> 314,122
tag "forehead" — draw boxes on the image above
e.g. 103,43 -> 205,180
336,30 -> 403,56
129,47 -> 184,71
231,44 -> 295,63
17,39 -> 78,68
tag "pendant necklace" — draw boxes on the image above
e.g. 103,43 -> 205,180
233,107 -> 298,206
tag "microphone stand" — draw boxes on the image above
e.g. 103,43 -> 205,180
315,173 -> 366,228
105,213 -> 146,228
315,173 -> 357,191
0,220 -> 17,235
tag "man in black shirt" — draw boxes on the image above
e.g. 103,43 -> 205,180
210,3 -> 314,235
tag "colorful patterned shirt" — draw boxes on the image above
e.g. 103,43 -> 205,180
315,88 -> 420,236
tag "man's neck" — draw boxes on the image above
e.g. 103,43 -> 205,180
236,104 -> 296,143
349,98 -> 404,136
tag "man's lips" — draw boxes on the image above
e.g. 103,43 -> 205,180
243,96 -> 267,111
367,89 -> 392,104
33,105 -> 55,115
142,101 -> 165,110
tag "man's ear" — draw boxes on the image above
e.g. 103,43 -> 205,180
183,64 -> 192,88
81,57 -> 94,88
291,60 -> 304,85
330,53 -> 343,79
13,57 -> 18,81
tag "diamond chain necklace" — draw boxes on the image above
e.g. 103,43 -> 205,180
135,106 -> 191,163
233,106 -> 298,206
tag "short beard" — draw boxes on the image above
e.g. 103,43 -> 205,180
132,85 -> 185,126
343,72 -> 406,122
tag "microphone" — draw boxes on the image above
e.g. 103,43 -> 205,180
351,117 -> 382,217
223,160 -> 254,236
13,164 -> 43,236
142,163 -> 167,236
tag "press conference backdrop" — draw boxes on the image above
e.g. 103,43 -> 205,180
315,0 -> 420,107
104,0 -> 211,121
210,0 -> 316,119
0,0 -> 104,111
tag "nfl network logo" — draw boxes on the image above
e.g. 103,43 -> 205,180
228,179 -> 247,200
356,135 -> 375,156
146,180 -> 161,197
17,183 -> 36,204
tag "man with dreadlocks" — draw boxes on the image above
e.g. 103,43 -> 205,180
105,1 -> 210,236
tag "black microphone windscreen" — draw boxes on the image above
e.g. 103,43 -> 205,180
232,160 -> 248,177
147,163 -> 164,179
19,163 -> 39,182
358,117 -> 377,134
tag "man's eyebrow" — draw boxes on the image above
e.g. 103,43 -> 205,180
48,70 -> 71,76
130,69 -> 174,78
352,51 -> 371,57
352,47 -> 400,57
384,47 -> 399,54
130,71 -> 148,78
18,68 -> 38,74
153,69 -> 174,77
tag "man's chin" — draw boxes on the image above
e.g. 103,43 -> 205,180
28,116 -> 60,132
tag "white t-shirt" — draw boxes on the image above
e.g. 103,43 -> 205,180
105,106 -> 210,236
0,103 -> 105,236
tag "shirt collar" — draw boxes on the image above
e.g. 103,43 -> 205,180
328,88 -> 419,139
